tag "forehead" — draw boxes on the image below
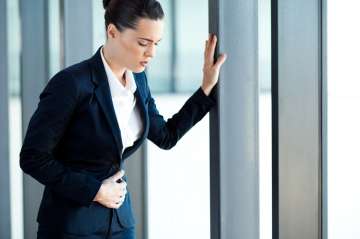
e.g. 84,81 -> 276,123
131,18 -> 164,41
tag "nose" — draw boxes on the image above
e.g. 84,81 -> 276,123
145,45 -> 156,58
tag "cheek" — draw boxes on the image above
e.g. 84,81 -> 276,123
119,40 -> 140,57
129,44 -> 145,58
126,45 -> 147,71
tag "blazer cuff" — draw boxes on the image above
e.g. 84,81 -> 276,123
194,84 -> 218,109
79,176 -> 102,207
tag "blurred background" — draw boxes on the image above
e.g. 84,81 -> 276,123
1,0 -> 272,238
1,0 -> 359,239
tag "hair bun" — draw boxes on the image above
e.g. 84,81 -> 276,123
103,0 -> 111,9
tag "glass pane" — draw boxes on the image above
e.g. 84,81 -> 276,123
147,96 -> 210,239
48,0 -> 61,77
327,1 -> 360,238
7,0 -> 24,238
146,0 -> 208,93
92,0 -> 106,53
146,0 -> 173,92
174,0 -> 208,92
147,0 -> 210,238
259,0 -> 272,238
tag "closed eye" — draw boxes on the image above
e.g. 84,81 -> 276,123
138,41 -> 147,47
138,38 -> 161,47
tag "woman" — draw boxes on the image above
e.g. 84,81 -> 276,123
19,0 -> 227,238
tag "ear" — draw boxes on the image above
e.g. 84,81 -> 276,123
107,23 -> 118,39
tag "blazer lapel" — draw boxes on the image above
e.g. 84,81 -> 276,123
89,48 -> 124,158
133,73 -> 150,139
122,73 -> 150,159
88,47 -> 150,160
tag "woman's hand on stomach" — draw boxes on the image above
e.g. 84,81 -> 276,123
93,169 -> 127,209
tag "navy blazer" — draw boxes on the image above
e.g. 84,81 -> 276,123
19,46 -> 217,236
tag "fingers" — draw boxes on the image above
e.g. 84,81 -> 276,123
205,34 -> 225,68
112,192 -> 126,209
117,180 -> 127,190
118,185 -> 127,195
97,170 -> 129,209
110,199 -> 124,209
214,53 -> 227,69
103,190 -> 127,209
115,180 -> 127,197
205,37 -> 210,54
208,35 -> 217,64
204,35 -> 213,65
112,169 -> 125,182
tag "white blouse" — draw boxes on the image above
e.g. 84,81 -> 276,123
100,47 -> 143,154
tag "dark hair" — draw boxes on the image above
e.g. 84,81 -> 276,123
103,0 -> 164,32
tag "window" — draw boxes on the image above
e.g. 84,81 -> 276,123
327,1 -> 360,238
146,1 -> 211,238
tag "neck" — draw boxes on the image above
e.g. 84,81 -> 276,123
102,43 -> 126,80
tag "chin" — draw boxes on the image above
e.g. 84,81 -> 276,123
132,66 -> 146,73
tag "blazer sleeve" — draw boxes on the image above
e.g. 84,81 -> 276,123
145,72 -> 218,149
19,70 -> 102,207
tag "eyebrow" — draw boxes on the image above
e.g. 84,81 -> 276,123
138,37 -> 162,43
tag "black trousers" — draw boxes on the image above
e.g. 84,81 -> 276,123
37,208 -> 135,239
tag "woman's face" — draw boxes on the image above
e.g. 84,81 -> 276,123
106,18 -> 164,73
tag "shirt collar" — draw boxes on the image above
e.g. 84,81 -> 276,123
100,46 -> 137,95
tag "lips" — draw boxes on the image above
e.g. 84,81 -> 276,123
140,61 -> 149,67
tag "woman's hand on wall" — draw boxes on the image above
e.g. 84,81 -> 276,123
93,170 -> 127,209
201,33 -> 227,96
